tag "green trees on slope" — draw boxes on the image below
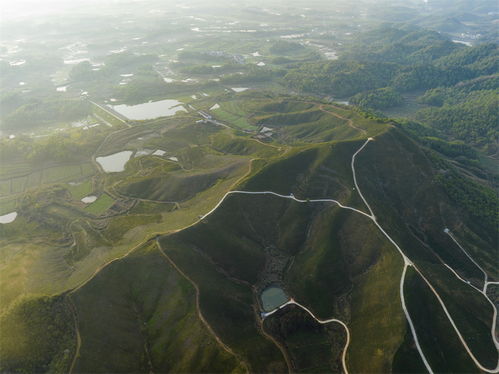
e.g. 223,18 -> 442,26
435,169 -> 499,232
351,87 -> 403,110
0,295 -> 74,374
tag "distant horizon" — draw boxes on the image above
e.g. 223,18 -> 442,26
0,0 -> 436,22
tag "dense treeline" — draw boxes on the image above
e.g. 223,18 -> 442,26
418,75 -> 499,106
398,120 -> 480,160
416,90 -> 498,149
284,25 -> 498,150
435,169 -> 499,232
284,60 -> 398,97
421,137 -> 478,160
284,26 -> 497,99
351,87 -> 403,109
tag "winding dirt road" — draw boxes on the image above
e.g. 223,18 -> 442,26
262,298 -> 350,374
319,105 -> 367,135
197,137 -> 498,374
68,135 -> 498,374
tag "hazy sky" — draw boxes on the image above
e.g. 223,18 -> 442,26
0,0 -> 160,20
1,0 -> 87,19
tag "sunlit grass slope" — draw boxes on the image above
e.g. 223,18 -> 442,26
71,243 -> 245,373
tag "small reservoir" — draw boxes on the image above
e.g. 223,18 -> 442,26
231,87 -> 249,93
96,151 -> 133,173
261,286 -> 289,312
81,195 -> 97,204
0,212 -> 17,224
111,99 -> 186,120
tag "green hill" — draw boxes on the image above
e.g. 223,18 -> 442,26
1,97 -> 496,373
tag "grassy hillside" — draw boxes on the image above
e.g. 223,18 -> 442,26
0,295 -> 75,373
154,138 -> 408,371
1,96 -> 496,373
354,128 -> 498,367
71,243 -> 245,373
118,161 -> 247,202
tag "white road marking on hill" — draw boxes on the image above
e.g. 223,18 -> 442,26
206,137 -> 498,373
70,136 -> 498,373
445,229 -> 489,291
443,232 -> 498,351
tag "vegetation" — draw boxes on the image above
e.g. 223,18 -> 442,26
284,60 -> 398,97
71,243 -> 245,373
1,99 -> 91,131
67,180 -> 93,200
283,25 -> 498,152
0,295 -> 75,373
84,194 -> 115,215
2,3 -> 497,371
415,90 -> 498,148
220,67 -> 286,85
118,162 -> 245,202
269,41 -> 305,55
263,305 -> 345,373
351,87 -> 403,110
435,168 -> 499,231
402,268 -> 479,372
0,80 -> 496,374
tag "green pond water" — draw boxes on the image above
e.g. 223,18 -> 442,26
261,286 -> 288,312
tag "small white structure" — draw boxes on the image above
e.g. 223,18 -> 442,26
153,149 -> 166,156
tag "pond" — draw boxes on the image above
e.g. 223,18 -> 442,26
81,195 -> 97,204
231,87 -> 249,93
0,212 -> 17,224
261,286 -> 289,312
96,151 -> 133,173
111,99 -> 186,120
